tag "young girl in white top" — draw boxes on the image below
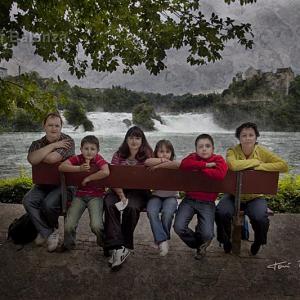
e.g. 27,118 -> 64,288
145,140 -> 180,256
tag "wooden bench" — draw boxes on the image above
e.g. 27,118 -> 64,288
32,162 -> 279,255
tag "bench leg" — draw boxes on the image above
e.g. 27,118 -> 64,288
232,216 -> 242,255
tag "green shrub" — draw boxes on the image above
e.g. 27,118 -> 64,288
267,174 -> 300,213
132,103 -> 155,131
0,176 -> 33,204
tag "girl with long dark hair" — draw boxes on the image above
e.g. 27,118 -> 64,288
104,126 -> 153,271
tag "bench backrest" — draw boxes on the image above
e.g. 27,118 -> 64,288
32,163 -> 279,194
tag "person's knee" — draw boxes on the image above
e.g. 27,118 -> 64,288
41,200 -> 54,214
161,211 -> 175,222
173,219 -> 185,235
22,189 -> 37,208
250,213 -> 269,225
104,195 -> 118,209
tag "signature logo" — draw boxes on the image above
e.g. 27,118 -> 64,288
267,260 -> 300,271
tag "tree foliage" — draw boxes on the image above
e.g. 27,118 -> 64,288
1,0 -> 255,77
0,73 -> 59,120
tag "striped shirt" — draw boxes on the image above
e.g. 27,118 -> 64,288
111,152 -> 146,166
28,133 -> 75,160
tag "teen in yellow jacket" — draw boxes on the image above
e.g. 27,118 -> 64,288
215,122 -> 288,256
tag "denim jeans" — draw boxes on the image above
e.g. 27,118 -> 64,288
215,193 -> 269,245
147,196 -> 178,243
64,196 -> 104,248
23,185 -> 61,238
174,198 -> 215,249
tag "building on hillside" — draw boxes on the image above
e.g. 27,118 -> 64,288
241,66 -> 295,96
262,67 -> 294,95
244,67 -> 262,80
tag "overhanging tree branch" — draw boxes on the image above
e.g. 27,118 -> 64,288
0,0 -> 257,77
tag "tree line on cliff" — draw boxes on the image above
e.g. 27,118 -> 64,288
0,71 -> 299,132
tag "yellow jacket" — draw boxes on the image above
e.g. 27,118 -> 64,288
226,144 -> 288,201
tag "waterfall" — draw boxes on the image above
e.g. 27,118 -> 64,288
63,112 -> 226,135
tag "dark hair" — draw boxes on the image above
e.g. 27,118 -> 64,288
80,135 -> 100,150
43,112 -> 63,126
118,126 -> 153,161
195,134 -> 214,148
235,122 -> 260,139
154,139 -> 175,161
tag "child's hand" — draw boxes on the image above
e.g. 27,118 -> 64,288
80,162 -> 90,172
160,158 -> 169,163
82,177 -> 90,186
147,165 -> 160,171
206,162 -> 216,168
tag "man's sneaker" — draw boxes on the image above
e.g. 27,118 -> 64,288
34,233 -> 46,246
111,246 -> 130,271
195,240 -> 211,260
223,240 -> 232,254
47,229 -> 59,252
250,241 -> 261,256
159,240 -> 169,257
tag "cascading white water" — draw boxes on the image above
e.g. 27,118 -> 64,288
63,112 -> 226,135
153,113 -> 226,133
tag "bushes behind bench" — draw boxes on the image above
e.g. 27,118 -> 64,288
0,173 -> 299,213
0,176 -> 32,204
266,174 -> 300,213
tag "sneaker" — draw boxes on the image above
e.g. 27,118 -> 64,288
250,241 -> 261,256
223,240 -> 232,254
159,241 -> 169,257
195,240 -> 211,260
111,246 -> 130,271
34,233 -> 46,246
47,229 -> 59,252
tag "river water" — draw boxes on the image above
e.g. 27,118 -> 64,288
0,112 -> 299,178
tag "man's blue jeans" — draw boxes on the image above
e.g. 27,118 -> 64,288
147,196 -> 178,243
174,198 -> 215,249
23,185 -> 61,238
